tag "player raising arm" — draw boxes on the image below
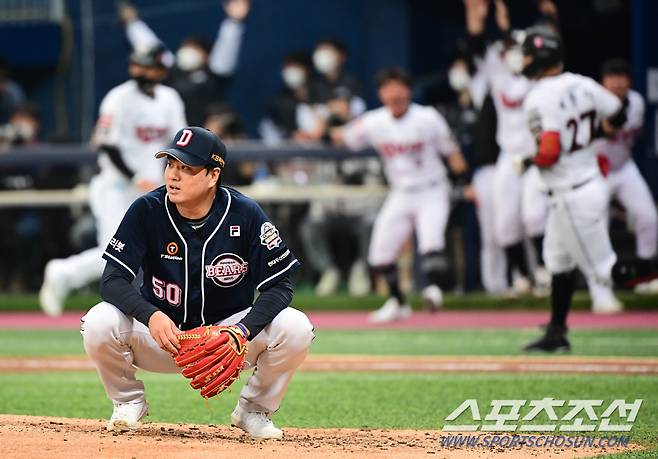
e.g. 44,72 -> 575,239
332,67 -> 468,323
519,27 -> 628,352
81,127 -> 314,439
39,46 -> 186,317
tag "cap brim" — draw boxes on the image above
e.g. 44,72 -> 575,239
155,148 -> 206,167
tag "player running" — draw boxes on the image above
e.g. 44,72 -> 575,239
81,127 -> 314,439
520,27 -> 628,352
38,46 -> 186,316
591,58 -> 658,300
332,67 -> 469,323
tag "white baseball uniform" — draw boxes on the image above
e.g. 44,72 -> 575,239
591,90 -> 657,259
342,103 -> 457,266
524,72 -> 622,304
479,47 -> 548,247
48,80 -> 186,291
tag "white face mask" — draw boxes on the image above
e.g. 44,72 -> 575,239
504,47 -> 524,74
176,47 -> 205,72
282,66 -> 306,89
448,67 -> 471,92
313,49 -> 339,75
13,122 -> 35,142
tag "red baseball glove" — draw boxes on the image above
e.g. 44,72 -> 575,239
174,325 -> 248,399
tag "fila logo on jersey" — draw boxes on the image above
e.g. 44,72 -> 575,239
260,222 -> 281,250
230,225 -> 240,237
205,253 -> 249,287
161,241 -> 183,261
176,129 -> 193,147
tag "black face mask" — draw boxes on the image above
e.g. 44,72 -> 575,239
133,75 -> 157,94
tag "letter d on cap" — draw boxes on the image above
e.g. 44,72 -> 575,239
176,129 -> 193,147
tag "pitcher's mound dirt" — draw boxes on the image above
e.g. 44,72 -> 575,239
0,415 -> 639,458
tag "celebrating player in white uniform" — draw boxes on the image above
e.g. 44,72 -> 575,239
39,45 -> 186,316
520,27 -> 628,352
333,67 -> 468,323
592,59 -> 657,274
465,0 -> 551,298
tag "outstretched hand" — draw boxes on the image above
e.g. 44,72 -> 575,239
464,0 -> 489,35
117,2 -> 138,24
223,0 -> 251,21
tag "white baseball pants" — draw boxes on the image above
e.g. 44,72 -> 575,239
367,183 -> 450,266
473,166 -> 507,293
46,172 -> 141,291
607,160 -> 658,259
543,177 -> 617,284
81,302 -> 314,414
493,154 -> 548,247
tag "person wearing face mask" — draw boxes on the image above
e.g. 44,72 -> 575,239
309,39 -> 366,118
38,45 -> 187,317
119,0 -> 250,126
260,52 -> 325,144
464,0 -> 557,298
441,52 -> 510,295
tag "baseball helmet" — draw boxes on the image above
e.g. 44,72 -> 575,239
129,43 -> 173,69
521,26 -> 563,78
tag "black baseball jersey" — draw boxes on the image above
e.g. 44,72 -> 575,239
102,186 -> 300,329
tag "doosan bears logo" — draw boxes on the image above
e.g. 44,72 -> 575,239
205,253 -> 249,287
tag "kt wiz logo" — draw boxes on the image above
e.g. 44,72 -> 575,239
205,253 -> 249,287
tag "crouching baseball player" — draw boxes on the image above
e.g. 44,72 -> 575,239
520,27 -> 627,352
81,127 -> 314,439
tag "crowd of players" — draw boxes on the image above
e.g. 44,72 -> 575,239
1,0 -> 656,329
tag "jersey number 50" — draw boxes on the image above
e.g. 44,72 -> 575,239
152,276 -> 182,306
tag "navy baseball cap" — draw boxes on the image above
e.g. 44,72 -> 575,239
156,127 -> 227,168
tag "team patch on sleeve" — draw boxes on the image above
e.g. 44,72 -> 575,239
260,222 -> 282,250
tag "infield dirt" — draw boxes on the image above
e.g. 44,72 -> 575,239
0,414 -> 641,459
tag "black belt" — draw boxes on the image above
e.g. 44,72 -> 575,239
546,177 -> 594,196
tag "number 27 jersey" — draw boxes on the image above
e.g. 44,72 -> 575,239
523,72 -> 621,189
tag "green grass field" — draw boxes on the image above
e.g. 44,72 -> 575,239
0,327 -> 656,458
1,290 -> 657,312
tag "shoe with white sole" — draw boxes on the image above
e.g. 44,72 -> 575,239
347,260 -> 370,297
592,298 -> 624,315
315,267 -> 340,296
532,266 -> 552,298
231,404 -> 283,440
107,400 -> 148,432
421,284 -> 443,312
369,297 -> 412,323
634,278 -> 658,294
38,260 -> 69,317
589,281 -> 624,315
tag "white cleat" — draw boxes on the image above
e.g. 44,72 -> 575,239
421,284 -> 443,312
315,267 -> 340,296
231,405 -> 283,440
347,260 -> 370,297
634,279 -> 658,294
513,275 -> 532,296
503,275 -> 532,299
369,297 -> 412,323
38,260 -> 68,317
532,266 -> 552,298
107,400 -> 148,432
592,299 -> 624,315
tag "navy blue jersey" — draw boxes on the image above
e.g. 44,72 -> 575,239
102,186 -> 300,329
